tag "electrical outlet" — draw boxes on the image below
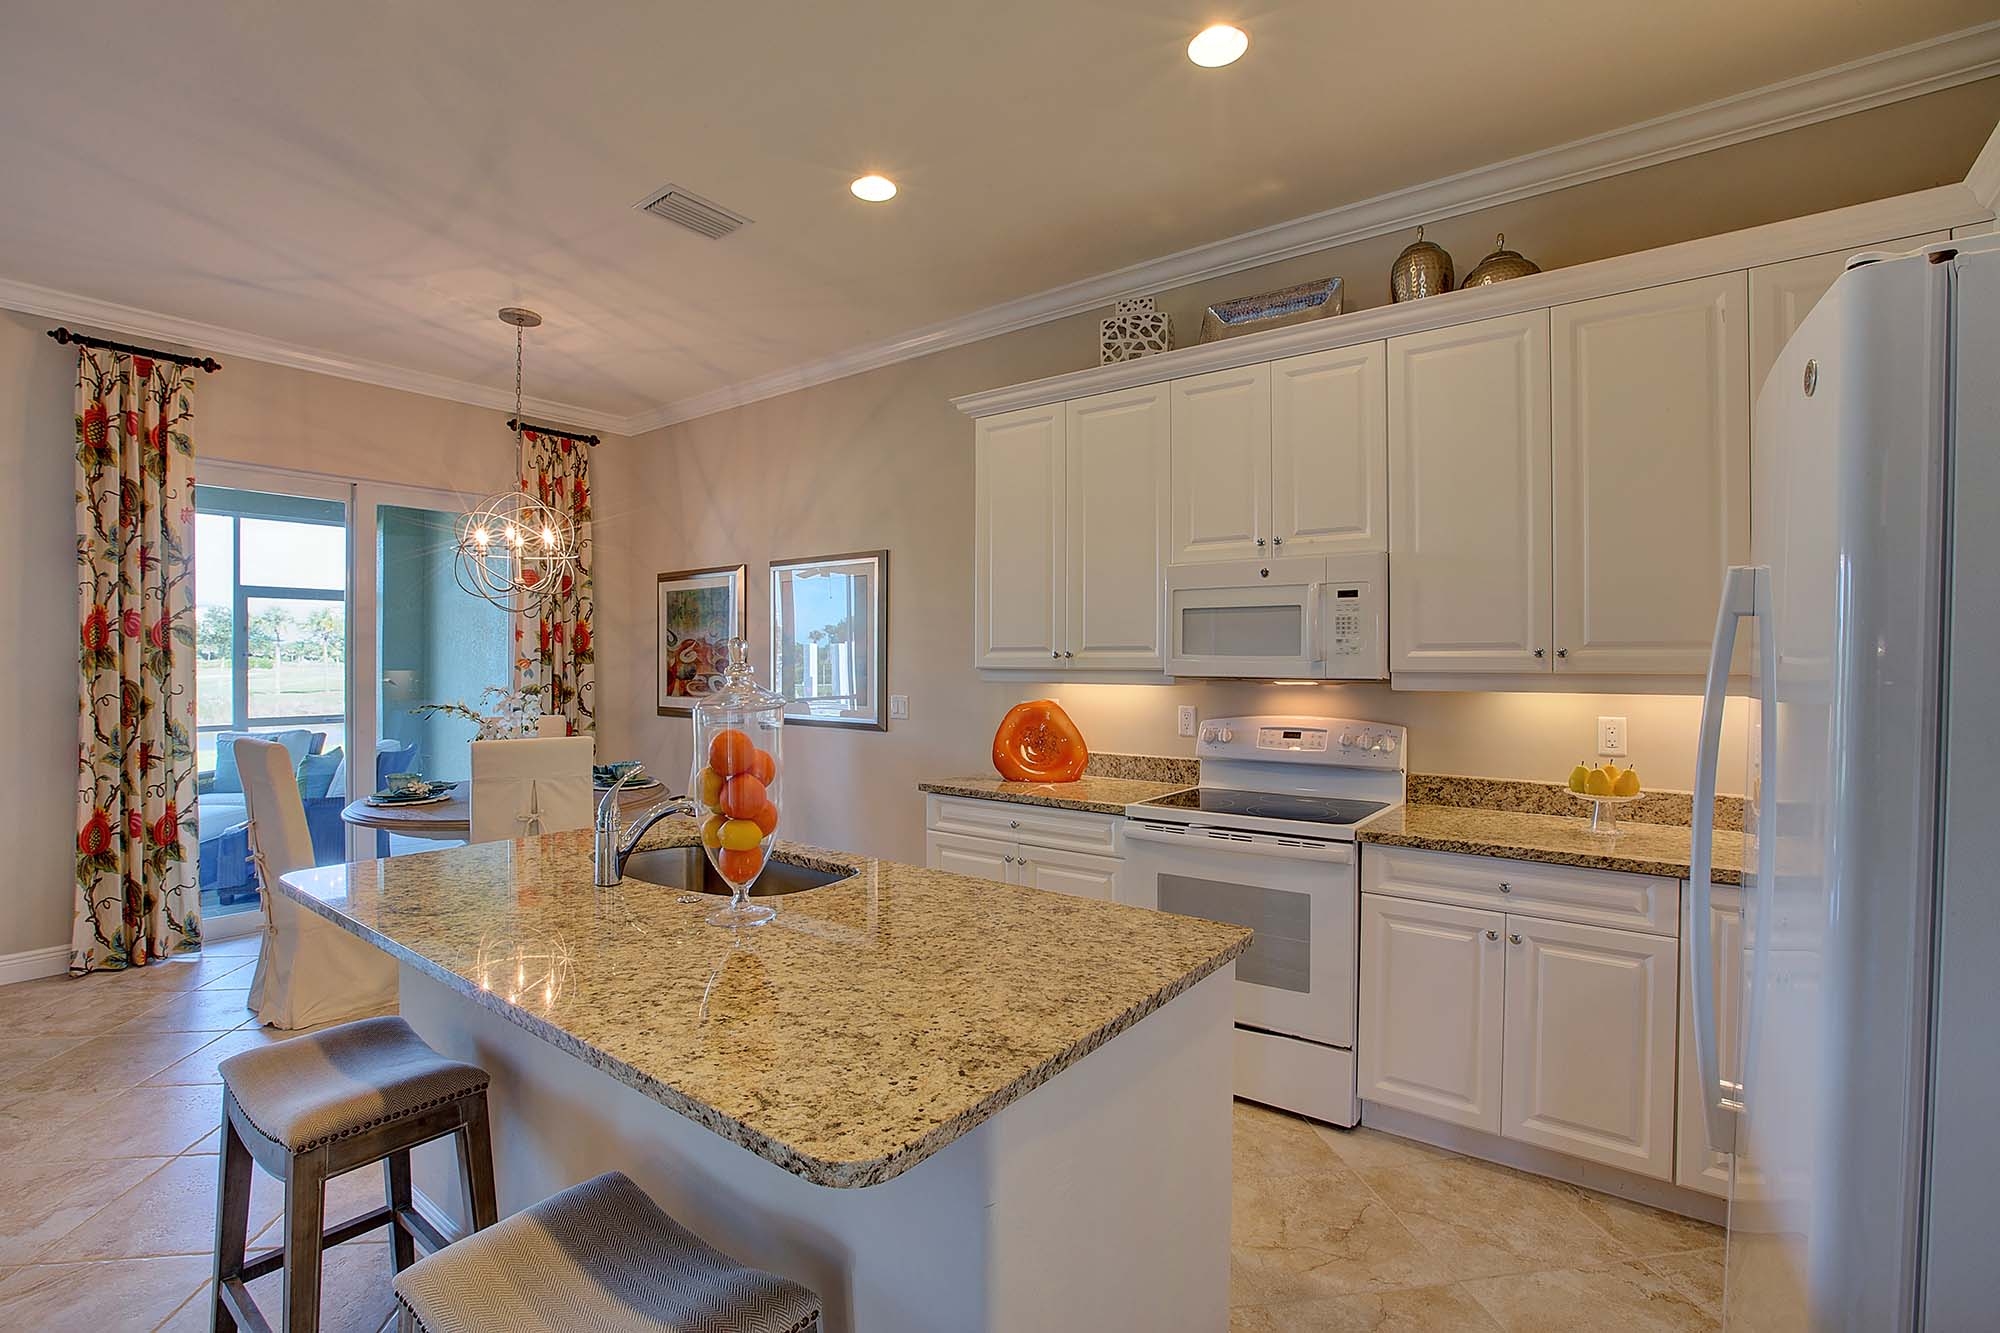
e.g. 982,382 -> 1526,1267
888,694 -> 909,721
1597,715 -> 1628,757
1177,704 -> 1197,738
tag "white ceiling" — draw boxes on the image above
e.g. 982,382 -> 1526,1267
0,1 -> 1994,428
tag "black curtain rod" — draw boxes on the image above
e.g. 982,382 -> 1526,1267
508,418 -> 600,447
47,327 -> 221,373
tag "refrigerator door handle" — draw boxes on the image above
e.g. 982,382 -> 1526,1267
1690,564 -> 1761,1155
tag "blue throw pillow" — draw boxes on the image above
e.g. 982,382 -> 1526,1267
212,728 -> 319,794
296,747 -> 344,801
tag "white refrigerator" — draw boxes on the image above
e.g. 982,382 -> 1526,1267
1688,234 -> 2000,1330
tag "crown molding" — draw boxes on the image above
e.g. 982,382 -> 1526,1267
628,21 -> 2000,434
0,276 -> 629,436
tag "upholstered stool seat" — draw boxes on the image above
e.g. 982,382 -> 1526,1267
393,1171 -> 822,1333
212,1016 -> 499,1333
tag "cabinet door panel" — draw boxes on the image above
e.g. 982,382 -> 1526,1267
1552,274 -> 1749,675
1015,845 -> 1121,901
925,830 -> 1015,884
1749,232 -> 1947,403
1502,913 -> 1678,1180
1358,894 -> 1505,1132
1271,343 -> 1387,556
974,405 -> 1065,668
1066,384 -> 1170,669
1170,364 -> 1270,564
1677,882 -> 1744,1198
1388,310 -> 1552,673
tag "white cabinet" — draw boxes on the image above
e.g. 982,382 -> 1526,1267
924,795 -> 1123,900
974,404 -> 1065,668
1014,844 -> 1121,901
1551,274 -> 1750,675
1358,894 -> 1506,1132
1749,232 -> 1947,404
1677,881 -> 1743,1198
1169,364 -> 1268,563
1387,310 -> 1553,674
1501,913 -> 1679,1179
926,830 -> 1015,883
1065,384 -> 1170,670
974,387 -> 1168,673
1169,347 -> 1388,565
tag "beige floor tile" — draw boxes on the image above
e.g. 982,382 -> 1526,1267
0,1255 -> 210,1332
141,1026 -> 285,1086
1311,1125 -> 1460,1173
1234,1100 -> 1345,1179
1231,1282 -> 1503,1332
36,1154 -> 284,1262
202,934 -> 264,957
1644,1248 -> 1725,1320
102,955 -> 247,993
3,982 -> 170,1037
197,960 -> 258,989
11,1083 -> 221,1161
1464,1260 -> 1719,1332
1233,1171 -> 1448,1303
244,1240 -> 400,1333
1361,1157 -> 1632,1281
188,1127 -> 223,1154
116,986 -> 255,1034
8,1029 -> 220,1096
1554,1184 -> 1722,1258
0,1033 -> 89,1083
0,1156 -> 173,1266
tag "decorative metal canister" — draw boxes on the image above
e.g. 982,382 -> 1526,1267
1390,226 -> 1453,302
1462,233 -> 1542,288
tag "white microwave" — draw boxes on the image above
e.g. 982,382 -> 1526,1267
1165,552 -> 1387,680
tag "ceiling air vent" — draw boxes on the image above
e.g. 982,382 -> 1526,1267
635,185 -> 751,239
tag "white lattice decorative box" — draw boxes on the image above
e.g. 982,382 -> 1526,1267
1099,297 -> 1172,364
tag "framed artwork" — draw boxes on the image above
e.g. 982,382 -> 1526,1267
656,564 -> 745,715
770,550 -> 888,730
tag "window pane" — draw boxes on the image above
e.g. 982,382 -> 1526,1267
240,518 -> 345,590
195,514 -> 235,729
245,596 -> 345,721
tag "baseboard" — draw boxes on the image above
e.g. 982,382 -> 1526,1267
0,945 -> 70,985
409,1183 -> 470,1248
1359,1101 -> 1729,1227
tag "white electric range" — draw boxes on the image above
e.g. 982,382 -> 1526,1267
1118,715 -> 1404,1126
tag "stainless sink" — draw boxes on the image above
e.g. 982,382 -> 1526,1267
618,845 -> 851,897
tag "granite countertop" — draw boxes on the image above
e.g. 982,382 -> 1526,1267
276,822 -> 1249,1190
1360,803 -> 1749,885
917,774 -> 1192,815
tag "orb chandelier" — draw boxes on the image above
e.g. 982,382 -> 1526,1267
454,308 -> 579,614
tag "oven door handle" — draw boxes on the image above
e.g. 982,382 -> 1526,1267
1125,820 -> 1354,863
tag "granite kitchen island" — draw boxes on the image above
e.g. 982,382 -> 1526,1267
278,823 -> 1248,1333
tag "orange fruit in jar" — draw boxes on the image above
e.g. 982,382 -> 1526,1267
719,818 -> 763,852
750,800 -> 779,836
717,845 -> 764,884
718,773 -> 768,820
699,813 -> 727,849
748,747 -> 777,785
696,766 -> 724,810
708,729 -> 754,777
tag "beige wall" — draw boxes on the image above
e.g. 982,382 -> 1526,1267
0,306 -> 527,960
594,83 -> 1999,867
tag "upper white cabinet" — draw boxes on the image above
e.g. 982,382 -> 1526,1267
1551,274 -> 1750,675
1749,232 -> 1947,405
1065,384 -> 1170,669
1169,364 -> 1269,563
1388,310 -> 1553,674
973,404 -> 1065,669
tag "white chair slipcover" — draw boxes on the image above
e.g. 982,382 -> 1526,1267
469,736 -> 594,845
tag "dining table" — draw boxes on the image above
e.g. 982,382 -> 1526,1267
340,781 -> 669,842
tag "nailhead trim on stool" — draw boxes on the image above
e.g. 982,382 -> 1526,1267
393,1171 -> 822,1333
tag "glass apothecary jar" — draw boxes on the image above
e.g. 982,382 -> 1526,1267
690,639 -> 783,926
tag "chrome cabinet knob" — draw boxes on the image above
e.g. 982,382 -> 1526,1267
1272,536 -> 1284,546
1485,929 -> 1499,941
1008,819 -> 1020,829
1556,648 -> 1569,659
1534,648 -> 1546,658
1498,881 -> 1512,893
1002,855 -> 1015,865
1063,650 -> 1074,658
1509,932 -> 1523,945
1051,650 -> 1060,659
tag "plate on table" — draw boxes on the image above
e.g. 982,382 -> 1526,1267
364,793 -> 453,809
596,775 -> 664,793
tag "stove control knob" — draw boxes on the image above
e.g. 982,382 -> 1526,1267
1217,726 -> 1235,744
1338,731 -> 1357,749
1199,725 -> 1218,744
1378,734 -> 1399,754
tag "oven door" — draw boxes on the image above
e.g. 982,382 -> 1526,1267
1166,557 -> 1325,678
1120,819 -> 1356,1048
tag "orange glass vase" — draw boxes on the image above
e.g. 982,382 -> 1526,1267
992,699 -> 1089,783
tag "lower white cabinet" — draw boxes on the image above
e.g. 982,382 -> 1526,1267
1014,844 -> 1122,901
926,830 -> 1015,883
923,796 -> 1122,901
1358,895 -> 1506,1132
1676,881 -> 1744,1198
1502,914 -> 1678,1179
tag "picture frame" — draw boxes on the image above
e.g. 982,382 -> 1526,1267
769,550 -> 888,730
656,564 -> 746,715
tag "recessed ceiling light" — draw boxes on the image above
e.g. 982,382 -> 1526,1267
850,174 -> 898,202
1187,23 -> 1248,68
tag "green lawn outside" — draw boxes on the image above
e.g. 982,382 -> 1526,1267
196,656 -> 345,729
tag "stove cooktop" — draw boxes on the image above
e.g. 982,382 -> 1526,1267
1134,788 -> 1389,827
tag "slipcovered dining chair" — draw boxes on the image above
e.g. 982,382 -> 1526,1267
237,737 -> 399,1030
468,736 -> 595,845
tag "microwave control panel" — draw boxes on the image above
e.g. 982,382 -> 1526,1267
1322,552 -> 1387,680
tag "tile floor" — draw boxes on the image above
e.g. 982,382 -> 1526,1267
0,940 -> 1722,1331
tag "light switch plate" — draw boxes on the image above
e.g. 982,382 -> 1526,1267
889,694 -> 909,721
1177,704 -> 1197,738
1597,715 -> 1627,757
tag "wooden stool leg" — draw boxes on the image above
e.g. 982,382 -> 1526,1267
282,1146 -> 329,1333
212,1103 -> 255,1333
385,1151 -> 416,1274
454,1096 -> 498,1233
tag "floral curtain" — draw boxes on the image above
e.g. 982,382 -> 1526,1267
516,429 -> 594,734
72,349 -> 201,973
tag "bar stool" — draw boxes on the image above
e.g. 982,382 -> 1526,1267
392,1171 -> 821,1333
212,1016 -> 498,1333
